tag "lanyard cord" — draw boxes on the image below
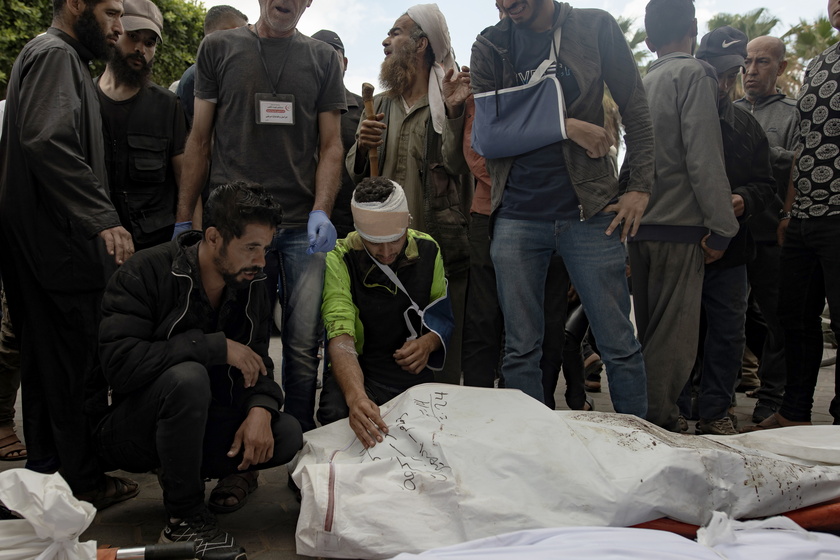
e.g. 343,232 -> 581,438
253,24 -> 293,95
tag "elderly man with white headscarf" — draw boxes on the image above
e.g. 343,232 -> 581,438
347,3 -> 471,387
318,177 -> 454,448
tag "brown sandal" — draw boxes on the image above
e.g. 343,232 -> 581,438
0,426 -> 26,461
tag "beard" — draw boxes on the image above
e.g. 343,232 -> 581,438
379,38 -> 418,97
220,268 -> 261,289
214,245 -> 262,290
108,44 -> 153,89
74,6 -> 111,60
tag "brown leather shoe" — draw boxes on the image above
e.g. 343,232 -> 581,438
740,412 -> 812,433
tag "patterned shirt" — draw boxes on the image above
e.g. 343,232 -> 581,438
793,42 -> 840,218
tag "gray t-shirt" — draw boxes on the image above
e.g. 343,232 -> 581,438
195,25 -> 346,227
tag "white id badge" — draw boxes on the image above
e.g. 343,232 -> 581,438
255,93 -> 294,125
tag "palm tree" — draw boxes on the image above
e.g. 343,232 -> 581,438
781,17 -> 839,97
784,16 -> 837,61
706,8 -> 779,38
616,15 -> 650,75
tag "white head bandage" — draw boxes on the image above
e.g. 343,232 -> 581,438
405,4 -> 457,135
351,180 -> 410,243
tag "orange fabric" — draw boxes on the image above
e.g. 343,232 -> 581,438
96,547 -> 118,560
463,96 -> 492,216
631,496 -> 840,537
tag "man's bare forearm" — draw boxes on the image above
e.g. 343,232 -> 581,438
314,111 -> 344,215
176,133 -> 210,222
329,334 -> 367,402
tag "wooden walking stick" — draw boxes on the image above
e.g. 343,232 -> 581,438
361,82 -> 380,178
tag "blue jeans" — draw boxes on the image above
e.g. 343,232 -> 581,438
697,265 -> 748,420
266,229 -> 326,432
490,215 -> 647,417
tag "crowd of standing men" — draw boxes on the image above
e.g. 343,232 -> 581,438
0,0 -> 838,558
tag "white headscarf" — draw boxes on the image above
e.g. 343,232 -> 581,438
406,3 -> 457,134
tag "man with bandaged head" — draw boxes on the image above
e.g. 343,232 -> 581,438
318,177 -> 454,448
348,4 -> 470,386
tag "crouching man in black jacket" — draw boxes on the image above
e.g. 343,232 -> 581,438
95,183 -> 302,560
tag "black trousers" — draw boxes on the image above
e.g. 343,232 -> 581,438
461,213 -> 504,388
778,217 -> 840,423
746,243 -> 786,407
2,259 -> 104,493
96,362 -> 303,518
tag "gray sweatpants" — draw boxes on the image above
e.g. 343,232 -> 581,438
629,241 -> 704,432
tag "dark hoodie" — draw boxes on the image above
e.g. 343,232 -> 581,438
709,97 -> 776,269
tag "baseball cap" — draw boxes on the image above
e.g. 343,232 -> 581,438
311,29 -> 344,53
122,0 -> 165,43
696,26 -> 747,74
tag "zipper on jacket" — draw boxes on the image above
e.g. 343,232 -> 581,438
167,271 -> 193,339
578,204 -> 585,221
226,275 -> 267,404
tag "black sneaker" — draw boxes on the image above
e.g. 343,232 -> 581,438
160,508 -> 247,560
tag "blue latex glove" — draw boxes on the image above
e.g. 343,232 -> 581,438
306,210 -> 337,254
172,221 -> 192,240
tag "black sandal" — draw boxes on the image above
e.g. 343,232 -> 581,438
209,471 -> 259,514
75,475 -> 140,510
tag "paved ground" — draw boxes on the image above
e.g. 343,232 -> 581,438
1,337 -> 836,558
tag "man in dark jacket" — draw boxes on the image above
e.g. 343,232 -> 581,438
734,35 -> 800,423
96,184 -> 302,559
0,0 -> 135,507
690,27 -> 775,435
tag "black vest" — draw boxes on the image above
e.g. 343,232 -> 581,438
345,236 -> 440,389
98,82 -> 182,249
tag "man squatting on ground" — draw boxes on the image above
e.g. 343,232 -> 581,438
470,0 -> 654,417
0,0 -> 138,507
95,183 -> 303,558
97,0 -> 188,250
318,178 -> 454,448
